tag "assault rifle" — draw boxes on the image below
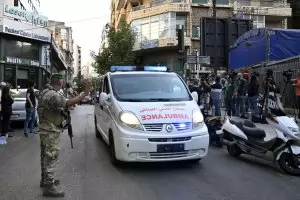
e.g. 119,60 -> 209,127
61,109 -> 74,148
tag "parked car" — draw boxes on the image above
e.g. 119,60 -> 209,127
10,89 -> 39,126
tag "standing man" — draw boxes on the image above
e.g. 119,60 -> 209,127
293,72 -> 300,119
211,76 -> 222,117
0,82 -> 7,132
38,73 -> 89,197
236,73 -> 248,117
24,81 -> 37,136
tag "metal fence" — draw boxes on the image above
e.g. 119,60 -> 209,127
239,56 -> 300,108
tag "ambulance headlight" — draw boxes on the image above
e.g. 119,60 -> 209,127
192,110 -> 204,129
119,111 -> 143,130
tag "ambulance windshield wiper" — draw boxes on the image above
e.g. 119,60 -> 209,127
148,98 -> 172,102
123,99 -> 149,102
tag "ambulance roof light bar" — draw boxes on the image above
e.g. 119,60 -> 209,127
110,66 -> 168,72
144,66 -> 167,72
110,66 -> 136,72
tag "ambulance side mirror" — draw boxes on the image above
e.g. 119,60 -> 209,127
191,91 -> 198,103
100,92 -> 111,106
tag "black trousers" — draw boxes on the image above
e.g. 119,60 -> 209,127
2,113 -> 11,135
297,96 -> 300,118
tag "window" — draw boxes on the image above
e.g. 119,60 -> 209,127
3,40 -> 39,60
237,15 -> 265,28
131,12 -> 187,42
192,0 -> 208,3
150,15 -> 159,40
252,15 -> 265,28
192,26 -> 200,38
110,73 -> 192,102
4,65 -> 16,88
102,76 -> 110,94
216,0 -> 229,5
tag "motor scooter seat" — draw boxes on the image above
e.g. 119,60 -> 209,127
240,126 -> 266,139
230,118 -> 265,139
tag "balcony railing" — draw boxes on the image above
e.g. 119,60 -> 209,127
235,0 -> 290,8
132,0 -> 189,11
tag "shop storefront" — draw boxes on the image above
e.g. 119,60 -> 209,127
0,5 -> 67,90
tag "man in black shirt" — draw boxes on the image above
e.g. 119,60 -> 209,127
24,81 -> 37,137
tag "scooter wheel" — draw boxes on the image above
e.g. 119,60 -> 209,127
227,143 -> 242,157
278,152 -> 300,176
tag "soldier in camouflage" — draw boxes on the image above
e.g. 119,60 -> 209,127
38,73 -> 89,197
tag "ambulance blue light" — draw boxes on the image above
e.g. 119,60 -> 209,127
111,66 -> 136,72
144,66 -> 167,72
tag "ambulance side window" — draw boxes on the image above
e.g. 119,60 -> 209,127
103,76 -> 110,94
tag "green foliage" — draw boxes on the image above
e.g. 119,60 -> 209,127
93,19 -> 135,75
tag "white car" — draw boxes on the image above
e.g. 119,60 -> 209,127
10,89 -> 39,125
94,66 -> 209,165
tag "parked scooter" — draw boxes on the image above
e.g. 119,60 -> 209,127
205,116 -> 223,147
221,70 -> 300,175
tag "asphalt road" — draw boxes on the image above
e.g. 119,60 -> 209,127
0,105 -> 300,200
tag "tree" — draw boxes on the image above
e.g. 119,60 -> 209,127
93,19 -> 136,75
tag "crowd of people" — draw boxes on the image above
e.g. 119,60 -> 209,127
189,71 -> 261,122
0,80 -> 78,138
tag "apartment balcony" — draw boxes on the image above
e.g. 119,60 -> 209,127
191,0 -> 233,8
133,36 -> 191,51
116,0 -> 126,10
127,0 -> 191,22
234,0 -> 292,17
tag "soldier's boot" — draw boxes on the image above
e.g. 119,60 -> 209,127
40,179 -> 60,188
43,185 -> 65,197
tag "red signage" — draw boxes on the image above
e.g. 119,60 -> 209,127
141,113 -> 189,121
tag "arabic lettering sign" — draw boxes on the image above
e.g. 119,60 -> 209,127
140,107 -> 185,113
5,57 -> 40,67
141,113 -> 189,121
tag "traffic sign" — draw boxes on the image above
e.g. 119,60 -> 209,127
187,55 -> 210,65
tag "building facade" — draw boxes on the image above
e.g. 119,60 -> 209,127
73,45 -> 82,79
110,0 -> 292,73
1,0 -> 40,12
0,3 -> 67,89
100,24 -> 109,53
82,61 -> 97,78
48,20 -> 74,83
233,0 -> 291,29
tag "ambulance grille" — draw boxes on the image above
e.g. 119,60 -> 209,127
143,123 -> 192,132
143,124 -> 163,132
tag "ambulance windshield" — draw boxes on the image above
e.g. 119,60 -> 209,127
110,73 -> 192,102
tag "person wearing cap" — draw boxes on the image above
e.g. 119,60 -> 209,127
37,73 -> 90,197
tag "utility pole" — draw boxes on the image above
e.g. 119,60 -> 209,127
176,25 -> 189,82
212,0 -> 217,75
50,33 -> 53,75
266,29 -> 270,63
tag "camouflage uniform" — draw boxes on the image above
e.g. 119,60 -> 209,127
37,88 -> 67,188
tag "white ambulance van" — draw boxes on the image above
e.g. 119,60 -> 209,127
94,66 -> 209,165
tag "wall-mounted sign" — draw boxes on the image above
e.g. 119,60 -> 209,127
5,57 -> 40,67
40,45 -> 50,66
3,5 -> 48,27
141,39 -> 159,49
3,25 -> 50,42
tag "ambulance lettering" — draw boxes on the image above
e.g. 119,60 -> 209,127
141,114 -> 189,121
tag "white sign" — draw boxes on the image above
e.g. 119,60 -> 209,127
40,45 -> 50,66
3,5 -> 48,27
1,18 -> 51,42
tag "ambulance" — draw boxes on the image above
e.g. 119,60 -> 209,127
94,66 -> 209,165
